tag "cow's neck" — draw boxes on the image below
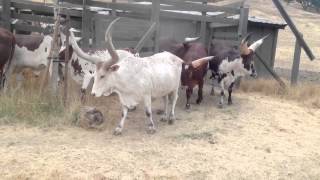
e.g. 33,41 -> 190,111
220,58 -> 248,77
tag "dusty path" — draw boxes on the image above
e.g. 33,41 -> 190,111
1,85 -> 320,179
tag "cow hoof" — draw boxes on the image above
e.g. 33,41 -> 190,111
218,103 -> 224,109
113,127 -> 122,136
156,109 -> 164,115
228,101 -> 233,105
147,127 -> 156,134
160,116 -> 168,122
196,99 -> 202,104
168,117 -> 175,125
210,91 -> 215,96
185,104 -> 191,109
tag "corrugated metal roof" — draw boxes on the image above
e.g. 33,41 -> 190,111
229,14 -> 287,29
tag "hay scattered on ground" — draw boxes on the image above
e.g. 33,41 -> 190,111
240,78 -> 320,108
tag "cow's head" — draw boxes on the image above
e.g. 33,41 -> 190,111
91,18 -> 121,97
181,56 -> 214,85
239,33 -> 270,77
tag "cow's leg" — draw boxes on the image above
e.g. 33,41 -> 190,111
196,80 -> 204,104
169,89 -> 179,125
219,80 -> 226,108
144,96 -> 156,134
114,106 -> 129,136
186,87 -> 193,109
80,75 -> 93,103
14,73 -> 24,92
228,82 -> 235,105
160,95 -> 169,122
2,63 -> 14,93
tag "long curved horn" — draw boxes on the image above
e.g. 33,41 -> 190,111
69,30 -> 101,64
241,32 -> 253,44
240,32 -> 253,56
191,56 -> 214,69
105,18 -> 121,64
249,34 -> 270,52
184,37 -> 200,43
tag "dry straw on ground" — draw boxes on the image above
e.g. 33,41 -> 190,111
240,78 -> 320,108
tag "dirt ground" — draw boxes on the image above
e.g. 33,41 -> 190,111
1,84 -> 320,179
1,0 -> 320,179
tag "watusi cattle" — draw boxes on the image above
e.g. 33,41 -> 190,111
7,34 -> 53,90
159,37 -> 211,109
71,18 -> 212,135
0,27 -> 15,91
61,30 -> 136,102
209,33 -> 269,107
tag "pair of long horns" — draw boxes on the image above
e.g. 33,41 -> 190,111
68,18 -> 121,64
240,33 -> 270,55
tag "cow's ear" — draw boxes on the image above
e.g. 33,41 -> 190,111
110,64 -> 120,71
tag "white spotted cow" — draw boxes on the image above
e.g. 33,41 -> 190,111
69,18 -> 213,135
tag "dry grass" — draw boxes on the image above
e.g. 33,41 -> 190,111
240,78 -> 320,108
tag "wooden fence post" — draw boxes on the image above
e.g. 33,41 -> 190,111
151,0 -> 160,53
2,0 -> 11,30
238,6 -> 249,42
82,0 -> 90,48
63,14 -> 71,106
291,35 -> 302,86
200,0 -> 207,44
50,1 -> 62,96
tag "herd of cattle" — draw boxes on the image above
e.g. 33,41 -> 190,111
0,18 -> 268,135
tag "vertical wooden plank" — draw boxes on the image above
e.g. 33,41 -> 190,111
2,0 -> 11,30
291,37 -> 302,85
63,13 -> 70,106
270,30 -> 278,68
111,0 -> 117,17
237,7 -> 249,42
151,0 -> 160,53
82,0 -> 90,48
200,0 -> 207,44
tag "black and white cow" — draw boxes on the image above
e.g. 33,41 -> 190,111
209,34 -> 269,107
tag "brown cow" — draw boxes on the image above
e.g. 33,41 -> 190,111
0,27 -> 15,91
160,38 -> 210,109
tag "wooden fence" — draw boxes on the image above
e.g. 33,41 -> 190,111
0,0 -> 247,53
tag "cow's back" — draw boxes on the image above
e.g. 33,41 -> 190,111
209,41 -> 240,73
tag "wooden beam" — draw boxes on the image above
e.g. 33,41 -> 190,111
151,0 -> 160,53
134,22 -> 156,52
81,0 -> 90,48
160,0 -> 240,14
255,53 -> 287,89
272,0 -> 315,61
238,7 -> 248,40
200,1 -> 207,44
2,0 -> 11,30
291,37 -> 302,85
11,12 -> 55,24
160,10 -> 238,24
64,13 -> 71,106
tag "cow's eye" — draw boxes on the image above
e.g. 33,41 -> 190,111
100,75 -> 105,79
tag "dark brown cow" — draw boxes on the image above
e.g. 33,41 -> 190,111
160,38 -> 209,109
0,27 -> 15,90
